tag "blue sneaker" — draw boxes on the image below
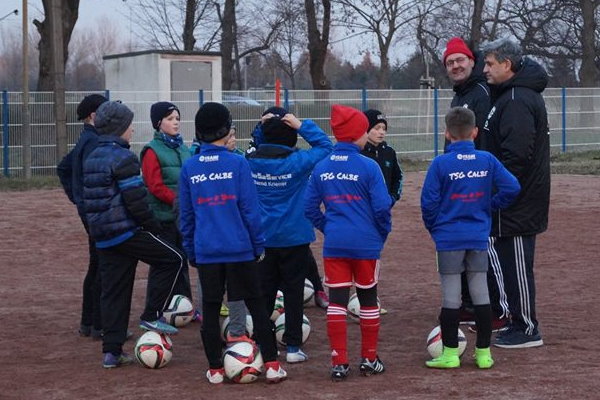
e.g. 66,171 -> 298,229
103,352 -> 134,369
286,346 -> 308,363
140,317 -> 178,335
494,329 -> 543,348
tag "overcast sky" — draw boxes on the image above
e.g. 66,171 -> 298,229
0,1 -> 411,66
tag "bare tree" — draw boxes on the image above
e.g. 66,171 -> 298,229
335,0 -> 427,88
33,0 -> 79,91
305,0 -> 332,90
0,27 -> 39,90
470,0 -> 485,47
131,0 -> 217,51
577,0 -> 599,86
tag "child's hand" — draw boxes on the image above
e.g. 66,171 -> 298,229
281,114 -> 301,130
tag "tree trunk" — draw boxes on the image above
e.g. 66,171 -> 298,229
305,0 -> 331,90
469,0 -> 485,48
220,0 -> 236,90
34,0 -> 79,91
182,0 -> 197,51
578,0 -> 599,86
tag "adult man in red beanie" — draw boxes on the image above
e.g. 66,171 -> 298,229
304,105 -> 392,381
443,37 -> 504,332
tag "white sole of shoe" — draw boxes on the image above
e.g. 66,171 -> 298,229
493,339 -> 543,348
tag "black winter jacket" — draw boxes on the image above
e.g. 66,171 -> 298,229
482,58 -> 550,237
450,51 -> 490,149
57,123 -> 100,217
361,141 -> 403,204
83,135 -> 160,248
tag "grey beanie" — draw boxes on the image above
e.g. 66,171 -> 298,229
95,101 -> 134,136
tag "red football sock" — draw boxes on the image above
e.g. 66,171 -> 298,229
327,303 -> 348,365
360,306 -> 380,360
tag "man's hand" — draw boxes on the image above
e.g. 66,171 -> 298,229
281,114 -> 301,130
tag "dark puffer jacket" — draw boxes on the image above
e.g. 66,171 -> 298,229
83,135 -> 160,248
361,141 -> 403,204
482,58 -> 550,237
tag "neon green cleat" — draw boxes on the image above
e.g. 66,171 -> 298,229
426,346 -> 460,369
219,303 -> 229,317
474,347 -> 494,369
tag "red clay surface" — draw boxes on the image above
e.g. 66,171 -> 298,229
2,172 -> 599,399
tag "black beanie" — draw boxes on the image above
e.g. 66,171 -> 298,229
76,94 -> 108,120
195,102 -> 232,143
94,101 -> 134,136
364,109 -> 388,132
151,101 -> 179,130
261,106 -> 297,148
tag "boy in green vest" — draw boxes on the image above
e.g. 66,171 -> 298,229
141,102 -> 194,310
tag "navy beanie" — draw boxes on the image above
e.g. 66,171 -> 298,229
95,101 -> 134,136
195,102 -> 232,143
364,109 -> 388,132
261,106 -> 297,148
151,101 -> 179,130
76,94 -> 108,120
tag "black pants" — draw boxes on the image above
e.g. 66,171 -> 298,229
98,230 -> 184,355
146,221 -> 192,301
306,248 -> 325,292
80,218 -> 101,330
261,244 -> 309,347
198,261 -> 277,368
488,235 -> 539,335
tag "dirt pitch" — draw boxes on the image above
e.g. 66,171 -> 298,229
1,172 -> 599,400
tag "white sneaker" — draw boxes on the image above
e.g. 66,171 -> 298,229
286,349 -> 308,363
265,361 -> 287,383
206,368 -> 224,384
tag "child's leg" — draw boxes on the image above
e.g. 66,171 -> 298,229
199,263 -> 226,368
356,285 -> 379,361
259,248 -> 281,327
227,300 -> 248,337
465,250 -> 492,349
98,248 -> 137,356
328,286 -> 350,365
279,245 -> 309,348
306,248 -> 325,292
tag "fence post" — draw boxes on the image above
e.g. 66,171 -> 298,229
561,87 -> 566,153
104,89 -> 110,100
433,88 -> 439,157
361,88 -> 367,111
284,88 -> 289,110
2,90 -> 9,177
198,89 -> 204,106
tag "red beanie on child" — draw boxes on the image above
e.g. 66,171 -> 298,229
330,105 -> 369,143
443,37 -> 474,64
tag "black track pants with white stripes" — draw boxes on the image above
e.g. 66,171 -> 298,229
488,235 -> 539,335
98,230 -> 184,355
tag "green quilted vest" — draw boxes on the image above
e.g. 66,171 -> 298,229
141,132 -> 191,222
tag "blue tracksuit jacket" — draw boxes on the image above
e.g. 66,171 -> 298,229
246,119 -> 333,247
304,142 -> 392,259
420,140 -> 521,251
179,144 -> 265,264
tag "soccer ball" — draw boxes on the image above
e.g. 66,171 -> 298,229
347,293 -> 382,318
270,290 -> 285,321
221,314 -> 254,340
134,331 -> 173,369
274,313 -> 311,345
303,279 -> 315,304
222,341 -> 264,383
426,325 -> 467,358
163,295 -> 194,327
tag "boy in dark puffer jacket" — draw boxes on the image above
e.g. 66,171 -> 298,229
83,101 -> 184,369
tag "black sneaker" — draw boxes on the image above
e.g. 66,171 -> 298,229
331,364 -> 350,381
359,356 -> 385,376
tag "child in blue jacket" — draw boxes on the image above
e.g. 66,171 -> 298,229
179,102 -> 286,384
420,107 -> 520,369
305,105 -> 392,381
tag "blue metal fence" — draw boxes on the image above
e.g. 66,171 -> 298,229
1,88 -> 599,177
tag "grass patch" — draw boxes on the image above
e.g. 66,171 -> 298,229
550,150 -> 600,175
0,176 -> 61,191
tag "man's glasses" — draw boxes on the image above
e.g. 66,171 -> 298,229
446,57 -> 469,67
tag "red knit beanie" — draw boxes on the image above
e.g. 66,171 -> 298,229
330,105 -> 369,143
443,37 -> 474,64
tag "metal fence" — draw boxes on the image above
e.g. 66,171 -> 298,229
1,88 -> 599,177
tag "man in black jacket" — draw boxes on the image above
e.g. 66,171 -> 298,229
481,38 -> 550,348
